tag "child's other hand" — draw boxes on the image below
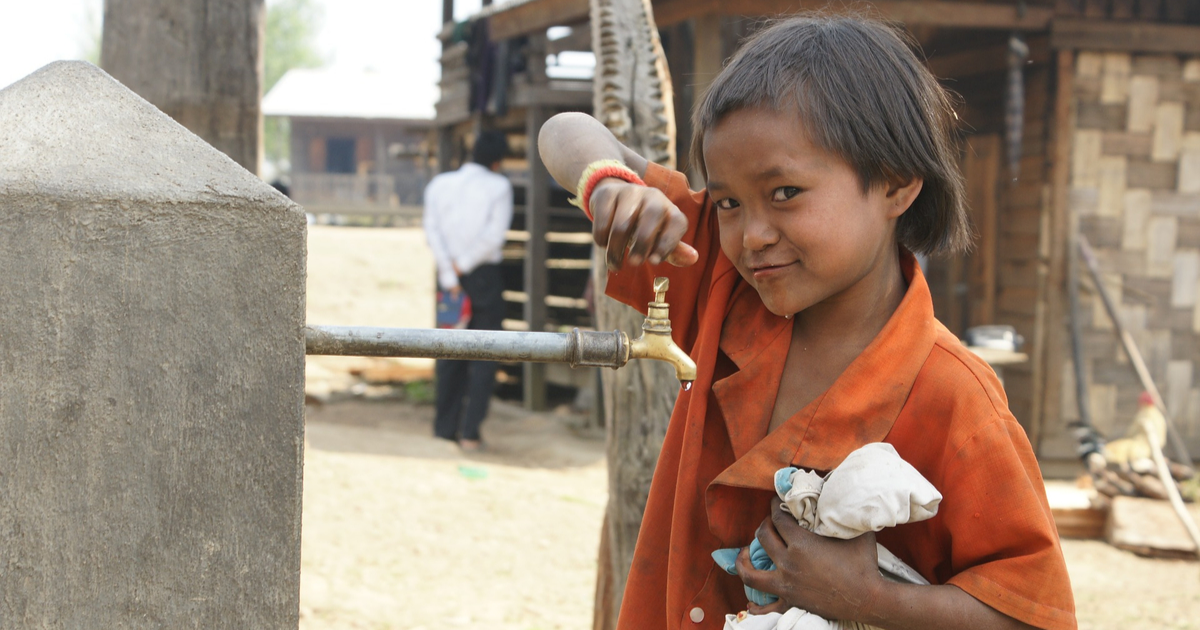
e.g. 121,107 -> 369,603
735,498 -> 885,623
590,178 -> 699,271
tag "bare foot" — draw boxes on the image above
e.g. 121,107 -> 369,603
459,439 -> 484,453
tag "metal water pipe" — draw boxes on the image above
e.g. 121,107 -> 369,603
305,276 -> 698,385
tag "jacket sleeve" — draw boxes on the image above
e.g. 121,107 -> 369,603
939,418 -> 1078,630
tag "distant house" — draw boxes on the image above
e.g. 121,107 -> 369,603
263,68 -> 435,220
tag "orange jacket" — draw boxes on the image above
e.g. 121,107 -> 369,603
604,163 -> 1076,630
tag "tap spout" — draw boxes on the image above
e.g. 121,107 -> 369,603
628,332 -> 697,383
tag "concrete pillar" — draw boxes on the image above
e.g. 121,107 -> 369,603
101,0 -> 265,174
0,62 -> 305,628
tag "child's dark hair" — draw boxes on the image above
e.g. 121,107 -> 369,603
690,15 -> 970,256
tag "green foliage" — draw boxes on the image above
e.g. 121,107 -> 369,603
264,0 -> 326,94
264,0 -> 327,171
79,1 -> 102,65
404,380 -> 436,405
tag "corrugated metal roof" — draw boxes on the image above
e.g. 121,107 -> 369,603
262,68 -> 436,121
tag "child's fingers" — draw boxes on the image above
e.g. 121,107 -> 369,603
734,545 -> 782,598
746,599 -> 790,616
754,514 -> 791,566
653,211 -> 693,266
769,498 -> 811,545
665,243 -> 700,267
589,181 -> 623,249
602,192 -> 642,270
627,202 -> 670,266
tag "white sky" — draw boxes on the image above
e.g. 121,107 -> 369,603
0,0 -> 486,95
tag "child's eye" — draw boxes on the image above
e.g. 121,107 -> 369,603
772,186 -> 801,202
714,197 -> 740,211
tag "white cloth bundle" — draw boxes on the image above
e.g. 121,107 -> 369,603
721,443 -> 942,630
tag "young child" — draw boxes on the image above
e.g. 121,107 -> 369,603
538,14 -> 1075,630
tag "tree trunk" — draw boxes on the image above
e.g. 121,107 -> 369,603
589,1 -> 677,628
101,0 -> 265,174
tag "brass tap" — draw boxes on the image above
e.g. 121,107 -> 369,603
627,277 -> 698,384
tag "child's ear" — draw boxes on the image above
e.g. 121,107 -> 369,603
884,177 -> 924,219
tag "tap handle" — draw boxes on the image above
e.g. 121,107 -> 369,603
653,277 -> 669,304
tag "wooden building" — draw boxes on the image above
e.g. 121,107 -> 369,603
437,0 -> 1200,472
264,68 -> 435,221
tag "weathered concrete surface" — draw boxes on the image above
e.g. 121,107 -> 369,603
0,62 -> 306,628
101,0 -> 264,174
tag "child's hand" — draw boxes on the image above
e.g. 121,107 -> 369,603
735,498 -> 885,622
589,178 -> 699,271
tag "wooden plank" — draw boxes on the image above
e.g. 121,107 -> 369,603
1107,495 -> 1200,559
1082,0 -> 1107,18
1051,18 -> 1200,55
488,0 -> 589,41
926,37 -> 1050,80
964,135 -> 1001,327
1164,0 -> 1188,22
692,13 -> 723,99
1110,0 -> 1136,19
1055,0 -> 1084,16
1055,506 -> 1109,539
524,104 -> 551,410
651,0 -> 1054,30
1034,49 -> 1075,459
1137,0 -> 1164,20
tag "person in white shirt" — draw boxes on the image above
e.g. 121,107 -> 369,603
423,131 -> 513,451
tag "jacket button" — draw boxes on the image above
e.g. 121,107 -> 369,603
690,607 -> 705,623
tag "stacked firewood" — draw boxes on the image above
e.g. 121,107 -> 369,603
1083,391 -> 1197,503
1086,451 -> 1195,503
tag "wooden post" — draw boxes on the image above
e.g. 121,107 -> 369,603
524,104 -> 550,410
963,134 -> 1001,328
590,1 -> 678,627
101,0 -> 265,174
1033,49 -> 1075,454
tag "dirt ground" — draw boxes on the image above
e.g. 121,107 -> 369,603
302,226 -> 1200,630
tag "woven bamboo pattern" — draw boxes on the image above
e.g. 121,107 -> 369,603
1065,52 -> 1200,448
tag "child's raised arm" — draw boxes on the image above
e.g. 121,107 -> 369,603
538,113 -> 698,270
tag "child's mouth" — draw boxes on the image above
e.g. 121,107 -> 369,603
751,262 -> 794,280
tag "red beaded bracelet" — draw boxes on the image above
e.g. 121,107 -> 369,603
578,165 -> 646,221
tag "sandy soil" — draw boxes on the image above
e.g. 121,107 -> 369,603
302,226 -> 1200,630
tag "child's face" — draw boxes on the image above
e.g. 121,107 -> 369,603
703,106 -> 918,318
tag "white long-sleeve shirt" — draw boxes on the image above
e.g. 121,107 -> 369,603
423,162 -> 514,290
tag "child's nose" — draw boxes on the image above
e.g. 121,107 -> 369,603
741,209 -> 779,251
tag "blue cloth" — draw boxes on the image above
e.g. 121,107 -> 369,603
712,537 -> 779,606
710,467 -> 802,606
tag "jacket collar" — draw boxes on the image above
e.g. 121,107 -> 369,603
710,251 -> 938,491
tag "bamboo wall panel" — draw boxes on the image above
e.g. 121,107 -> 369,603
1064,50 -> 1200,454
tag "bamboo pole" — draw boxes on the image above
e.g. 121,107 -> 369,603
1077,234 -> 1194,468
1140,413 -> 1200,560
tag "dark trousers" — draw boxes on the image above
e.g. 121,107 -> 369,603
434,264 -> 504,442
